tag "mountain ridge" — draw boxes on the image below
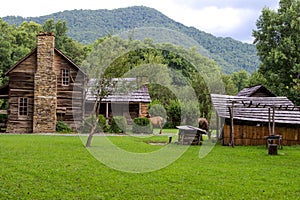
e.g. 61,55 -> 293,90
2,6 -> 260,74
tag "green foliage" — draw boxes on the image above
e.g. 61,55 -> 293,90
248,70 -> 268,87
98,114 -> 109,132
42,19 -> 90,65
82,115 -> 109,133
109,116 -> 127,133
253,0 -> 300,105
0,18 -> 24,73
132,117 -> 153,134
3,6 -> 260,73
0,114 -> 8,123
148,100 -> 167,118
189,73 -> 212,119
165,100 -> 181,128
181,101 -> 200,126
221,74 -> 238,95
56,121 -> 72,133
231,70 -> 249,92
82,115 -> 100,133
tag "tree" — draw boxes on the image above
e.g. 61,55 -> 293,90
221,74 -> 238,95
43,19 -> 89,65
0,19 -> 16,72
85,78 -> 115,147
13,21 -> 43,62
231,70 -> 249,92
82,36 -> 132,147
248,70 -> 268,87
253,0 -> 300,105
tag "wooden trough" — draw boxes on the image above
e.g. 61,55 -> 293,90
176,125 -> 207,145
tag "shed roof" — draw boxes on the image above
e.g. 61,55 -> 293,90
211,94 -> 300,125
237,85 -> 276,97
86,78 -> 151,103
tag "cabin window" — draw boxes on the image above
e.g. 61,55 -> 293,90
62,69 -> 69,86
19,97 -> 28,116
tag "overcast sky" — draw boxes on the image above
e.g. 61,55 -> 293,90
0,0 -> 279,43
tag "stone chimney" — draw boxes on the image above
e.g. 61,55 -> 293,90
33,32 -> 57,133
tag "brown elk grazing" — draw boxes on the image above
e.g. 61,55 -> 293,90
198,118 -> 210,139
147,114 -> 163,134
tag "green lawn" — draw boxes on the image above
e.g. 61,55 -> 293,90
1,134 -> 300,199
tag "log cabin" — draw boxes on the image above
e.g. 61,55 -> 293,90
85,78 -> 151,124
0,33 -> 151,133
1,32 -> 86,133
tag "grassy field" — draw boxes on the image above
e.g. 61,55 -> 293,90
1,134 -> 300,199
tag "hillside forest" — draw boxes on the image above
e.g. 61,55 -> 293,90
3,6 -> 259,74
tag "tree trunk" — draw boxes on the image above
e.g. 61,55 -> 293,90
86,116 -> 99,147
85,95 -> 101,147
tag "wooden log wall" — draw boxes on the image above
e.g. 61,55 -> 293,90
222,122 -> 300,146
140,103 -> 149,117
6,53 -> 36,133
54,52 -> 85,130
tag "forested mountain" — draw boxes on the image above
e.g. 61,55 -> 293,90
3,6 -> 259,74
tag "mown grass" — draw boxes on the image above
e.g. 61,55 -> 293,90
1,134 -> 300,199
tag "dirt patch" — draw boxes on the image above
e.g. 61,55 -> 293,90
147,142 -> 168,146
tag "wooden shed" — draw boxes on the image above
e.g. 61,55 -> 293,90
85,78 -> 151,124
1,32 -> 86,133
211,94 -> 300,146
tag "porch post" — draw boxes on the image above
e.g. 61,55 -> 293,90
139,103 -> 142,117
106,102 -> 109,118
216,111 -> 219,139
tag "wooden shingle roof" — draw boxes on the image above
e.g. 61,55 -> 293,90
211,94 -> 300,125
237,85 -> 276,97
4,48 -> 86,75
86,78 -> 151,103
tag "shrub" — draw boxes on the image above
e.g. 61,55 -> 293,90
56,121 -> 72,133
166,100 -> 181,128
98,114 -> 109,132
82,115 -> 99,133
148,100 -> 167,119
109,116 -> 127,134
82,115 -> 109,133
132,117 -> 153,134
0,114 -> 8,123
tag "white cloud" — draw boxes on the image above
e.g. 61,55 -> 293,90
153,4 -> 256,41
176,6 -> 254,33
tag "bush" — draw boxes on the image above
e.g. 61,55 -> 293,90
0,114 -> 8,123
82,115 -> 109,133
56,121 -> 72,133
148,100 -> 167,119
82,115 -> 99,133
132,117 -> 153,134
98,114 -> 109,132
109,116 -> 127,134
166,100 -> 181,128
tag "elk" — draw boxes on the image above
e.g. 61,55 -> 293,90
147,114 -> 163,134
